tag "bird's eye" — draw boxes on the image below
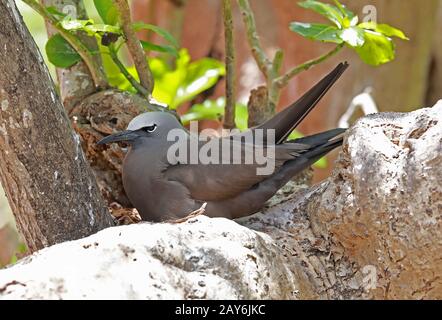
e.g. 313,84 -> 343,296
143,124 -> 157,133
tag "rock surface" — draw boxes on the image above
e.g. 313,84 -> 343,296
0,217 -> 298,299
1,102 -> 441,299
310,100 -> 442,299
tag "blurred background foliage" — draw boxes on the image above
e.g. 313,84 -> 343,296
1,0 -> 442,267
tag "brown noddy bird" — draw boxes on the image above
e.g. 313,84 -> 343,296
98,62 -> 348,221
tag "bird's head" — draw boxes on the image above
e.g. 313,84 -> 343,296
97,111 -> 182,146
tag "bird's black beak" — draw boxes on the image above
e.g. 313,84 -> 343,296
97,130 -> 139,145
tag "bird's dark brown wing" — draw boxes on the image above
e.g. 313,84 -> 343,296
163,62 -> 349,202
163,138 -> 307,201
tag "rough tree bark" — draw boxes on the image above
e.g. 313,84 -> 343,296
0,0 -> 114,253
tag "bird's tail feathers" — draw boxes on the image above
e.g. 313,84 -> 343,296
303,137 -> 344,163
289,128 -> 346,147
257,62 -> 349,144
270,135 -> 343,191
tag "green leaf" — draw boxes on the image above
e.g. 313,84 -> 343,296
290,22 -> 343,43
287,130 -> 304,141
181,98 -> 225,125
17,243 -> 27,254
141,49 -> 225,109
298,0 -> 345,28
333,0 -> 355,19
45,34 -> 82,68
140,40 -> 178,56
171,58 -> 226,108
132,22 -> 179,49
358,22 -> 409,40
181,99 -> 248,131
83,24 -> 121,35
94,0 -> 119,25
60,18 -> 92,31
314,156 -> 328,169
9,255 -> 17,265
46,6 -> 67,18
338,26 -> 365,47
151,50 -> 189,106
354,30 -> 395,66
234,103 -> 248,131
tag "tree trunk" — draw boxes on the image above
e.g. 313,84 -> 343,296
0,0 -> 114,253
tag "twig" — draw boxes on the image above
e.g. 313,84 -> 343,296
271,49 -> 284,78
22,0 -> 107,88
113,0 -> 154,95
237,0 -> 272,77
222,0 -> 236,129
108,46 -> 150,98
237,0 -> 285,114
274,43 -> 344,89
268,49 -> 284,110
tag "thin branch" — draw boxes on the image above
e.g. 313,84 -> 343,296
267,49 -> 284,108
222,0 -> 236,129
271,49 -> 284,79
108,46 -> 149,98
237,0 -> 272,78
274,43 -> 344,89
22,0 -> 107,89
113,0 -> 154,95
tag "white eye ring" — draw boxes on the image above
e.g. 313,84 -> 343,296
144,124 -> 157,133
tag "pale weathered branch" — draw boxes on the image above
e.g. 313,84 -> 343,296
113,0 -> 154,96
222,0 -> 236,129
237,0 -> 272,78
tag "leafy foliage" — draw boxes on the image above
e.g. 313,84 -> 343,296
45,12 -> 175,70
45,34 -> 81,68
1,243 -> 27,268
140,40 -> 178,56
93,0 -> 119,25
290,0 -> 408,66
180,98 -> 248,129
109,49 -> 225,110
132,22 -> 180,56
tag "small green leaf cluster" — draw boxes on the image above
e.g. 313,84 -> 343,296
45,0 -> 179,69
290,0 -> 408,65
107,49 -> 225,111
